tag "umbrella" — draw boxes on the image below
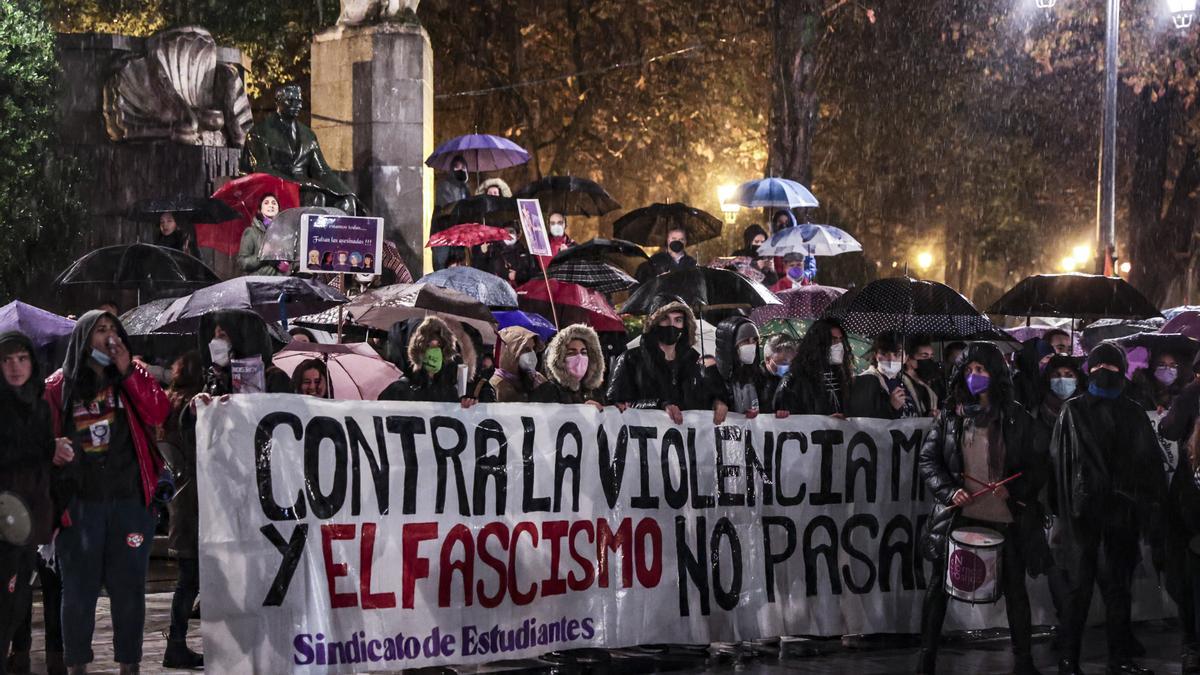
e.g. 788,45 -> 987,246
1079,317 -> 1164,350
823,276 -> 1000,338
750,284 -> 846,323
425,134 -> 531,173
1106,332 -> 1200,364
734,177 -> 819,209
1163,305 -> 1200,321
612,202 -> 723,246
513,176 -> 621,217
627,319 -> 718,353
493,310 -> 557,342
346,283 -> 498,343
621,267 -> 780,315
203,173 -> 302,256
258,206 -> 348,263
987,273 -> 1161,321
425,223 -> 510,248
0,301 -> 73,347
434,195 -> 518,228
419,266 -> 519,308
515,280 -> 625,333
758,317 -> 872,359
273,342 -> 401,401
757,223 -> 862,257
53,244 -> 219,295
154,276 -> 347,332
547,259 -> 638,294
1161,311 -> 1200,340
549,238 -> 650,277
129,196 -> 240,224
706,256 -> 765,283
118,298 -> 180,335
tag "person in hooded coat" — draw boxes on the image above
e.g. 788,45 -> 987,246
713,316 -> 763,415
1012,330 -> 1072,411
606,296 -> 727,424
379,316 -> 489,405
489,326 -> 546,403
773,318 -> 853,417
1051,342 -> 1167,675
532,324 -> 605,407
915,342 -> 1049,675
1130,347 -> 1189,412
43,311 -> 170,674
432,156 -> 471,270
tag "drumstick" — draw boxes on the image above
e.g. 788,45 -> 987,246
948,472 -> 1024,510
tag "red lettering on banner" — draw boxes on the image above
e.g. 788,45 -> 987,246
439,524 -> 475,607
401,522 -> 438,609
476,522 -> 509,608
359,524 -> 395,609
567,520 -> 596,591
508,521 -> 539,605
540,520 -> 569,596
320,524 -> 357,608
596,517 -> 633,588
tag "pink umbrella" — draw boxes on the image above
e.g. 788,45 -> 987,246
272,342 -> 400,401
750,284 -> 845,324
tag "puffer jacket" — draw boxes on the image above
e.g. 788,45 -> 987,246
237,218 -> 280,276
606,300 -> 721,410
713,316 -> 759,413
489,326 -> 544,403
533,324 -> 605,405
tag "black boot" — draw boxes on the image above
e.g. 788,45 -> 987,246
1058,658 -> 1085,675
1014,655 -> 1043,675
162,639 -> 203,670
6,651 -> 31,673
914,648 -> 936,674
46,651 -> 67,675
1106,659 -> 1153,675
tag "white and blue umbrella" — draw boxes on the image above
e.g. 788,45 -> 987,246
757,223 -> 861,258
734,177 -> 819,209
425,134 -> 530,172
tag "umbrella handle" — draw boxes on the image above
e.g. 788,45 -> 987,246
278,292 -> 289,330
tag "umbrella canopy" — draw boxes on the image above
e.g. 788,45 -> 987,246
154,276 -> 346,332
612,202 -> 723,246
1161,310 -> 1200,340
425,223 -> 510,248
273,342 -> 401,401
547,259 -> 638,294
823,276 -> 1000,338
53,244 -> 220,294
549,237 -> 650,277
118,298 -> 180,335
734,177 -> 819,209
621,267 -> 780,315
1106,332 -> 1200,365
750,284 -> 846,323
419,266 -> 519,308
1079,317 -> 1163,351
493,310 -> 557,342
707,256 -> 765,283
757,223 -> 862,257
346,283 -> 498,343
258,206 -> 347,263
425,134 -> 530,172
203,173 -> 302,256
0,301 -> 74,347
129,196 -> 240,224
627,319 -> 718,353
434,195 -> 519,228
515,280 -> 625,333
987,273 -> 1161,321
514,176 -> 621,217
759,317 -> 873,359
1163,305 -> 1200,321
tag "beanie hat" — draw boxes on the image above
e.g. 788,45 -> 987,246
735,321 -> 759,346
1088,342 -> 1127,373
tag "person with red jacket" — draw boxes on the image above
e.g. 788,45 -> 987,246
44,310 -> 169,675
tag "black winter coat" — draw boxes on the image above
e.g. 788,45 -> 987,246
848,371 -> 899,419
606,344 -> 719,410
531,380 -> 605,405
0,379 -> 55,546
635,251 -> 696,283
773,367 -> 848,416
379,358 -> 496,404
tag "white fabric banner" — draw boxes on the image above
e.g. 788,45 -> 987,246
196,396 -> 1177,673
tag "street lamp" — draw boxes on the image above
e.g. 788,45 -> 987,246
1170,0 -> 1197,28
717,184 -> 740,224
1061,255 -> 1080,272
916,251 -> 934,271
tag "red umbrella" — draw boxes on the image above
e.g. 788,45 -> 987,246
425,222 -> 510,248
200,174 -> 301,256
516,279 -> 625,332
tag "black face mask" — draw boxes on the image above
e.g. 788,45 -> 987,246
1090,368 -> 1125,392
651,324 -> 683,346
668,240 -> 685,254
453,169 -> 468,183
915,358 -> 941,382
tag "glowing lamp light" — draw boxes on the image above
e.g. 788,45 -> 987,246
1119,261 -> 1132,274
717,184 -> 740,224
1070,244 -> 1091,264
1060,256 -> 1079,272
1170,0 -> 1197,28
916,251 -> 934,271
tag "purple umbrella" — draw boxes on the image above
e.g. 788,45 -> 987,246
0,301 -> 74,347
425,134 -> 531,173
750,285 -> 845,324
492,310 -> 557,342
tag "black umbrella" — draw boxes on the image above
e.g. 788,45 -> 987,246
1105,332 -> 1200,362
152,276 -> 347,332
822,276 -> 1000,338
549,238 -> 650,276
119,298 -> 179,335
987,273 -> 1161,321
547,259 -> 638,294
54,244 -> 220,295
514,176 -> 622,217
129,196 -> 240,224
1079,317 -> 1164,351
434,195 -> 518,228
621,267 -> 779,314
612,202 -> 723,246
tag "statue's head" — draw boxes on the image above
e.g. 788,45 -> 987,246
275,85 -> 304,119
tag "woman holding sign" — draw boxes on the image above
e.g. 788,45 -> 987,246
915,342 -> 1049,675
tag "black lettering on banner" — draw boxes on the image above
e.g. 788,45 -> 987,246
629,426 -> 660,509
879,514 -> 917,592
774,431 -> 807,507
260,523 -> 308,606
889,428 -> 923,502
675,516 -> 710,616
715,427 -> 745,507
660,427 -> 689,509
519,417 -> 549,513
430,416 -> 470,516
810,430 -> 843,505
844,431 -> 878,503
554,422 -> 583,512
304,416 -> 348,520
744,430 -> 769,506
345,417 -> 390,516
255,412 -> 306,520
596,426 -> 628,509
384,416 -> 427,515
762,516 -> 797,603
840,513 -> 878,594
710,517 -> 743,611
687,427 -> 715,509
475,418 -> 508,516
803,515 -> 842,596
913,513 -> 930,590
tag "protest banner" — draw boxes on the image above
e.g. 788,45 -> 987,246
300,214 -> 384,275
197,397 -> 1177,673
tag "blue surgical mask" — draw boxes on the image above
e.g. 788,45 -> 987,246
1050,377 -> 1076,400
775,363 -> 790,377
90,348 -> 112,367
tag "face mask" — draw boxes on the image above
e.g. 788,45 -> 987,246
550,224 -> 565,237
518,351 -> 538,373
738,343 -> 757,365
652,324 -> 683,346
1051,377 -> 1077,400
878,359 -> 902,378
828,343 -> 845,366
966,373 -> 990,396
668,240 -> 685,254
787,266 -> 804,280
90,347 -> 112,368
774,363 -> 790,377
1155,366 -> 1178,385
208,338 -> 231,368
423,347 -> 443,375
749,244 -> 760,255
453,169 -> 467,182
915,358 -> 941,382
566,354 -> 588,379
1089,368 -> 1125,396
505,234 -> 519,246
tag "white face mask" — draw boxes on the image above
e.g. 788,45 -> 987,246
505,234 -> 519,246
828,342 -> 845,366
878,359 -> 902,378
518,351 -> 538,373
208,338 -> 231,368
550,224 -> 565,237
737,343 -> 757,365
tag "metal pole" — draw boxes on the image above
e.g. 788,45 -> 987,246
1096,0 -> 1120,275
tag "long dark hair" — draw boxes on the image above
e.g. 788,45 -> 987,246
167,350 -> 204,407
290,358 -> 330,397
791,318 -> 853,384
946,341 -> 1014,410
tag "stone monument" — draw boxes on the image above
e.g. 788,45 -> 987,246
310,0 -> 433,276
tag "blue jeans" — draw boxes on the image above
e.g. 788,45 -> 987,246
56,499 -> 155,667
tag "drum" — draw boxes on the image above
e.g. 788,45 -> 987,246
944,526 -> 1005,603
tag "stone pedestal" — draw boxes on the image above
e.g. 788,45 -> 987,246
310,20 -> 434,277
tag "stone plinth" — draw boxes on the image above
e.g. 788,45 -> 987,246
311,20 -> 434,277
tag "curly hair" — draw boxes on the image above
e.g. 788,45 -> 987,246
790,318 -> 854,385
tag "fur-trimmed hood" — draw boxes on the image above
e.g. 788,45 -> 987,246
476,177 -> 513,198
407,316 -> 467,374
545,323 -> 604,392
644,299 -> 697,349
